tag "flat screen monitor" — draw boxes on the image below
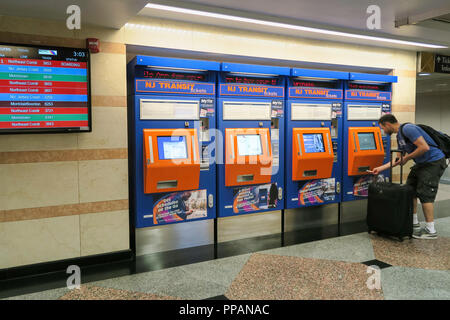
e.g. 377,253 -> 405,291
157,136 -> 188,160
0,43 -> 91,134
358,132 -> 377,150
303,133 -> 325,153
237,134 -> 262,156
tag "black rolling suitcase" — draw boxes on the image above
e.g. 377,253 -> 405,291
367,149 -> 414,241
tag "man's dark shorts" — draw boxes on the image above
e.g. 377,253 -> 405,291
406,157 -> 448,203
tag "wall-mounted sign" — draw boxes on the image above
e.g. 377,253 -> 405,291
434,54 -> 450,74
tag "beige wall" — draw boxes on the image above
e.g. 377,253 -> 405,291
0,16 -> 129,269
0,14 -> 417,270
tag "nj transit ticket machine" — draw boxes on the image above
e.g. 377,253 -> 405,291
285,68 -> 348,208
342,72 -> 397,201
127,56 -> 219,228
217,63 -> 289,217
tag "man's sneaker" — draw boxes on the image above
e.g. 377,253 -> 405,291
412,227 -> 437,240
413,222 -> 421,230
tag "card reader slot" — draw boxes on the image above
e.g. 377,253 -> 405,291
358,166 -> 370,173
237,174 -> 254,182
303,170 -> 317,177
157,180 -> 178,189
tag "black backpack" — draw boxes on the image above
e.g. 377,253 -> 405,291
400,123 -> 450,159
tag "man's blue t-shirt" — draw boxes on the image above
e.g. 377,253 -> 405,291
397,123 -> 445,164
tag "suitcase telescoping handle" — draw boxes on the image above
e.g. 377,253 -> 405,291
389,149 -> 406,184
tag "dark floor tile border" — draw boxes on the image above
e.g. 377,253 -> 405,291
203,295 -> 229,300
0,221 -> 369,300
361,259 -> 392,269
2,197 -> 450,300
0,251 -> 133,299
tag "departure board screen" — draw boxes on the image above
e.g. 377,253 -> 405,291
0,43 -> 90,134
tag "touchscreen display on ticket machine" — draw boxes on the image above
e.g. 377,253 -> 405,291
347,127 -> 384,176
143,128 -> 200,193
225,128 -> 272,186
292,128 -> 334,181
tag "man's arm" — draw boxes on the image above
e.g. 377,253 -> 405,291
368,156 -> 399,175
369,130 -> 430,175
399,136 -> 429,164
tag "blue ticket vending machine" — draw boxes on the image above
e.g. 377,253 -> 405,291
217,62 -> 289,217
342,72 -> 398,201
285,68 -> 348,208
127,56 -> 220,228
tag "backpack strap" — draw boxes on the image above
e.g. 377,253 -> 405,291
400,122 -> 439,149
399,123 -> 411,144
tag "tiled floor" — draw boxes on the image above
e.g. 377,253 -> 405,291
4,216 -> 450,300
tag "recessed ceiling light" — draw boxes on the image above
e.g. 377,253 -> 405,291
145,3 -> 448,49
418,73 -> 431,76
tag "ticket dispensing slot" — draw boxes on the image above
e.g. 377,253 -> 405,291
348,127 -> 384,176
143,129 -> 200,193
225,128 -> 272,186
292,128 -> 334,181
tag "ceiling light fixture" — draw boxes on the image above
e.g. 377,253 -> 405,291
145,3 -> 447,49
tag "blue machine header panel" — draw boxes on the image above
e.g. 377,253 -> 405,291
219,62 -> 288,98
291,68 -> 349,80
345,73 -> 397,102
221,62 -> 290,76
288,68 -> 348,100
132,55 -> 221,71
349,72 -> 398,83
128,55 -> 219,96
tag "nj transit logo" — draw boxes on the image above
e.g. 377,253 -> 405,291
289,87 -> 342,99
220,84 -> 284,97
136,80 -> 215,95
345,90 -> 391,101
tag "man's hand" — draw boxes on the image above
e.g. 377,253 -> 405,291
394,155 -> 409,166
367,167 -> 382,175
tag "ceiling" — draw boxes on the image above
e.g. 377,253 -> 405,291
0,0 -> 450,54
139,0 -> 450,54
0,0 -> 148,29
